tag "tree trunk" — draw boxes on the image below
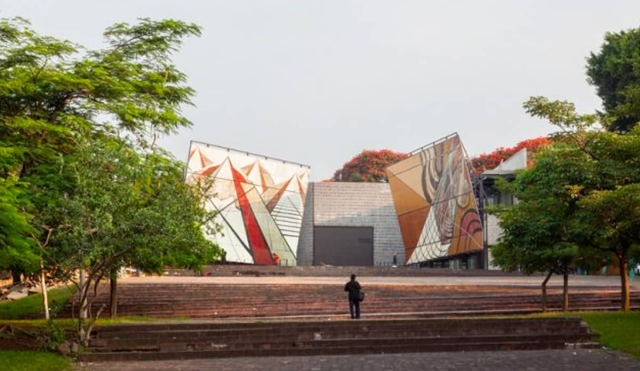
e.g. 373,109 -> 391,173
40,261 -> 49,320
110,268 -> 118,318
541,270 -> 553,312
79,269 -> 87,318
562,264 -> 569,312
77,279 -> 89,344
619,251 -> 630,312
11,269 -> 21,285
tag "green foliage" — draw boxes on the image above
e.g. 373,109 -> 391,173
513,96 -> 640,311
0,351 -> 71,371
35,321 -> 68,352
332,149 -> 408,182
0,287 -> 74,320
0,16 -> 204,273
44,137 -> 221,280
0,16 -> 220,339
0,179 -> 39,273
587,26 -> 640,133
578,184 -> 640,249
490,144 -> 594,275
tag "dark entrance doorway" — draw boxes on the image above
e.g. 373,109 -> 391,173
313,226 -> 374,266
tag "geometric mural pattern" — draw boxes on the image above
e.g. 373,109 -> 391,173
186,142 -> 310,265
386,133 -> 483,264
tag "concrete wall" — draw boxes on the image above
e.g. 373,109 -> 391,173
486,214 -> 502,246
297,183 -> 315,265
296,182 -> 405,266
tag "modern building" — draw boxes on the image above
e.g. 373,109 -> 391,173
186,142 -> 310,266
187,133 -> 503,269
476,148 -> 528,269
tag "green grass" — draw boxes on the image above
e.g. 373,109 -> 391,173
534,310 -> 640,358
0,287 -> 74,320
0,316 -> 190,329
579,311 -> 640,358
0,350 -> 71,371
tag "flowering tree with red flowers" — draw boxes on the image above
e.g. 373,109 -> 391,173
471,137 -> 550,174
331,149 -> 409,182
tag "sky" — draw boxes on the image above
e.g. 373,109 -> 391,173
3,1 -> 640,180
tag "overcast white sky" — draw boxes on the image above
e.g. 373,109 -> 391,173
3,1 -> 640,180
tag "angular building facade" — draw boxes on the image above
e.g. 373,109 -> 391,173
188,133 -> 484,268
386,134 -> 484,265
186,142 -> 310,265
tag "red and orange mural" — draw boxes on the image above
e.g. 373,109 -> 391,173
386,134 -> 483,264
186,142 -> 310,265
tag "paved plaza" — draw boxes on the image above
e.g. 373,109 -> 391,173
121,274 -> 640,289
78,349 -> 640,371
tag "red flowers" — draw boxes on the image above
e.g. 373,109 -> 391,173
471,137 -> 550,174
331,149 -> 410,182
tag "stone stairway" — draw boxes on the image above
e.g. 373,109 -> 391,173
61,283 -> 640,319
80,317 -> 599,362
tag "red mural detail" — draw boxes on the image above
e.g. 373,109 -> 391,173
266,178 -> 292,213
231,166 -> 274,265
201,165 -> 220,177
199,149 -> 214,168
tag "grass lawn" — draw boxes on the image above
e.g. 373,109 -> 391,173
579,311 -> 640,358
0,287 -> 74,320
0,350 -> 71,371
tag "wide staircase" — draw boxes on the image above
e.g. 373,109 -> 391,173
80,317 -> 599,362
60,283 -> 640,319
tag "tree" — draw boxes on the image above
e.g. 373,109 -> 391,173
490,144 -> 593,311
523,96 -> 640,311
105,149 -> 222,318
0,17 -> 221,339
587,26 -> 640,133
1,16 -> 201,271
331,149 -> 408,182
578,185 -> 640,311
41,136 -> 221,341
471,137 -> 550,174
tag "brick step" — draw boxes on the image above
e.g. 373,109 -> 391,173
64,307 -> 632,320
75,294 -> 637,306
93,323 -> 589,342
91,329 -> 593,351
60,283 -> 640,319
79,340 -> 568,362
66,293 -> 638,307
90,297 -> 633,309
94,317 -> 583,332
90,334 -> 591,353
68,302 -> 635,318
81,317 -> 597,361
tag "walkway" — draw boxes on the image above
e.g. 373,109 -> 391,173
77,349 -> 640,371
121,274 -> 640,289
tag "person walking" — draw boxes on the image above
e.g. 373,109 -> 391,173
344,274 -> 362,319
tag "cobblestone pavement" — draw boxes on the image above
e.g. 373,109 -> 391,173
77,349 -> 640,371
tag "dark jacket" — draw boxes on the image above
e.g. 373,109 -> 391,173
344,280 -> 361,301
